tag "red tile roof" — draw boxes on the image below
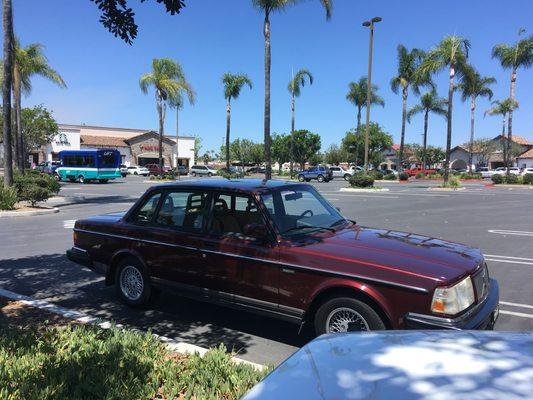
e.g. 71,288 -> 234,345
518,148 -> 533,159
80,135 -> 128,147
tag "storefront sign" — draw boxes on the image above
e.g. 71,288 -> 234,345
140,144 -> 160,152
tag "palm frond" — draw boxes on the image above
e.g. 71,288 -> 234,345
288,68 -> 313,97
223,72 -> 253,100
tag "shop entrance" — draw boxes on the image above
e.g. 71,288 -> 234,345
138,157 -> 159,166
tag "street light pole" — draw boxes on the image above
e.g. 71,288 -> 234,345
362,17 -> 381,172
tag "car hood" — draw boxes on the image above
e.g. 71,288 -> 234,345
280,225 -> 484,287
75,212 -> 126,230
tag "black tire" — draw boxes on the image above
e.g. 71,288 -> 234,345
191,171 -> 197,177
78,175 -> 85,184
298,174 -> 305,182
305,179 -> 311,182
317,175 -> 324,182
115,257 -> 152,307
344,174 -> 351,181
98,179 -> 108,184
314,297 -> 385,335
121,173 -> 127,178
207,172 -> 212,177
134,171 -> 138,175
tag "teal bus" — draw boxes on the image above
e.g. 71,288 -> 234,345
56,149 -> 121,183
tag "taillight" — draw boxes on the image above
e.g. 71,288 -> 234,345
73,230 -> 78,245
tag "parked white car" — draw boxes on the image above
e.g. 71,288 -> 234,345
493,167 -> 520,175
127,166 -> 150,176
190,165 -> 218,177
328,166 -> 353,181
348,165 -> 364,174
476,167 -> 495,178
521,167 -> 533,176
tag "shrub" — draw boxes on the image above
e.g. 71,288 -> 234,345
368,170 -> 384,180
349,173 -> 374,188
384,173 -> 397,180
459,172 -> 481,180
14,174 -> 60,196
218,170 -> 240,179
491,174 -> 504,184
399,172 -> 409,181
427,173 -> 441,180
523,173 -> 533,185
415,172 -> 426,179
19,185 -> 50,206
0,186 -> 18,210
505,174 -> 519,184
447,175 -> 461,188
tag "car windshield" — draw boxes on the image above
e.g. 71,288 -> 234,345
261,186 -> 347,237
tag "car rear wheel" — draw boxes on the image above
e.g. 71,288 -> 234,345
317,175 -> 324,182
344,174 -> 351,181
134,171 -> 138,175
298,175 -> 305,182
314,297 -> 385,335
191,171 -> 197,177
116,258 -> 152,307
78,175 -> 85,184
207,172 -> 212,177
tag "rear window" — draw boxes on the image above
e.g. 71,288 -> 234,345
100,151 -> 117,168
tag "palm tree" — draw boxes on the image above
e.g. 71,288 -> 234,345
407,91 -> 447,169
222,73 -> 252,169
288,68 -> 313,178
492,29 -> 533,148
2,0 -> 14,187
252,0 -> 332,180
168,76 -> 195,179
458,66 -> 495,173
12,41 -> 66,172
390,45 -> 432,169
485,98 -> 519,174
140,58 -> 189,170
421,35 -> 470,184
346,77 -> 384,166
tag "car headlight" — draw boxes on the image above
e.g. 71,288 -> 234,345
431,276 -> 475,315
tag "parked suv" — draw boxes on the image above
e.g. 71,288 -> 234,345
190,165 -> 218,177
328,166 -> 352,181
145,163 -> 171,176
67,179 -> 499,335
297,165 -> 333,182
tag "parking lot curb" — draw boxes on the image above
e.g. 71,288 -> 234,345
0,287 -> 265,371
0,206 -> 59,218
340,187 -> 390,192
427,187 -> 466,191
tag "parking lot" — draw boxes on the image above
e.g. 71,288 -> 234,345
1,175 -> 532,366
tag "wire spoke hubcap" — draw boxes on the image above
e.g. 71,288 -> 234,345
120,266 -> 144,301
326,307 -> 369,333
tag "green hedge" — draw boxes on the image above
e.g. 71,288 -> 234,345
523,173 -> 533,185
0,186 -> 18,210
368,170 -> 383,180
349,173 -> 374,188
399,172 -> 409,181
0,324 -> 266,400
383,173 -> 397,180
491,174 -> 504,184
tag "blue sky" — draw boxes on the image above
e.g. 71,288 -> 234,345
8,0 -> 533,153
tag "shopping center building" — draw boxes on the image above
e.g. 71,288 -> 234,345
30,124 -> 196,168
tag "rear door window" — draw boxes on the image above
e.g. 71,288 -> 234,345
155,191 -> 208,232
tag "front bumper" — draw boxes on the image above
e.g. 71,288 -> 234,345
66,247 -> 108,275
405,278 -> 499,330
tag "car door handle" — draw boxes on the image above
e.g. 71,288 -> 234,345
281,268 -> 295,274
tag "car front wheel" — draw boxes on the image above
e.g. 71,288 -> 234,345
116,258 -> 152,307
317,175 -> 324,182
191,171 -> 196,177
344,174 -> 351,181
207,172 -> 212,177
298,175 -> 305,182
314,297 -> 385,335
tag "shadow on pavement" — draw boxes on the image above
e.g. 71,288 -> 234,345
0,254 -> 309,357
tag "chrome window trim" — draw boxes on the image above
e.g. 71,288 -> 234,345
74,228 -> 429,293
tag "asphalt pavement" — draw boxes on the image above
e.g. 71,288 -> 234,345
1,175 -> 532,366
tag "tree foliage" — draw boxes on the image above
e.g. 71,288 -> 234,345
91,0 -> 186,44
409,144 -> 445,168
291,129 -> 321,169
271,134 -> 291,171
341,123 -> 392,168
323,144 -> 348,165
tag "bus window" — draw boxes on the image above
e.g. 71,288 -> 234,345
100,151 -> 117,168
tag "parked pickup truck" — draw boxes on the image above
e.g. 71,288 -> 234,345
405,167 -> 437,177
67,179 -> 499,335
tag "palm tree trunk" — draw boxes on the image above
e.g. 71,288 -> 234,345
506,68 -> 516,176
157,94 -> 164,171
423,110 -> 429,170
502,115 -> 507,170
289,94 -> 295,178
226,99 -> 231,170
399,87 -> 408,170
468,96 -> 475,174
175,108 -> 180,180
263,9 -> 272,180
12,65 -> 21,172
2,0 -> 14,187
443,65 -> 455,184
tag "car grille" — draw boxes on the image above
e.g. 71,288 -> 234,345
472,264 -> 490,302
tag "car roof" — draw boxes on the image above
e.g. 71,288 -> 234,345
148,178 -> 304,194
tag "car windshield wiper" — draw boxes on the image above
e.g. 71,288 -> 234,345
283,225 -> 335,235
330,218 -> 349,228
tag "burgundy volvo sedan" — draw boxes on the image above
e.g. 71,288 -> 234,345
67,179 -> 499,334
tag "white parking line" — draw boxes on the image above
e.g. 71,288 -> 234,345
485,258 -> 533,266
500,301 -> 533,310
485,255 -> 533,261
488,229 -> 533,237
485,254 -> 533,266
63,220 -> 76,229
499,310 -> 533,319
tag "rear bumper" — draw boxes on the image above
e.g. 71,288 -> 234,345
66,247 -> 108,275
405,279 -> 499,330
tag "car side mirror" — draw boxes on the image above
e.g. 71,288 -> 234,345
243,223 -> 268,242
